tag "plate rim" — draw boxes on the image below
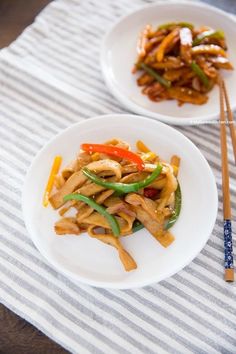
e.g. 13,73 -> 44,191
100,0 -> 236,125
22,113 -> 218,289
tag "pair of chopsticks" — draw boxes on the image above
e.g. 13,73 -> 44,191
219,77 -> 235,282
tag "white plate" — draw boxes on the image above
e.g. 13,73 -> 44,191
22,114 -> 218,289
101,1 -> 236,125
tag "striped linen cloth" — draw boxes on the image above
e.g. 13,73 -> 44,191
0,0 -> 236,353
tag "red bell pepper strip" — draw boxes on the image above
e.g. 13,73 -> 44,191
81,143 -> 145,171
144,187 -> 158,199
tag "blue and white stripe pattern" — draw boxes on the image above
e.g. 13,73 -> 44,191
0,1 -> 236,353
224,219 -> 234,269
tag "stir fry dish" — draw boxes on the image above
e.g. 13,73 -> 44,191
45,139 -> 181,271
133,22 -> 233,105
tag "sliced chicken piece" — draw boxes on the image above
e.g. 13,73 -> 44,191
133,206 -> 174,247
88,226 -> 137,271
55,217 -> 80,235
50,160 -> 121,209
125,193 -> 159,221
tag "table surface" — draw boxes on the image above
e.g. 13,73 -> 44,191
0,3 -> 68,353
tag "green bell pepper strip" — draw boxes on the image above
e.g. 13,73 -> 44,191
165,183 -> 182,230
190,61 -> 209,88
158,22 -> 194,30
140,63 -> 171,89
132,220 -> 144,233
63,193 -> 120,237
192,30 -> 224,46
82,165 -> 163,194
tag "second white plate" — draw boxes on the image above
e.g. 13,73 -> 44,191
101,1 -> 236,125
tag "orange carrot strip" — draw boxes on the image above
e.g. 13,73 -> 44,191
43,156 -> 62,207
136,140 -> 150,153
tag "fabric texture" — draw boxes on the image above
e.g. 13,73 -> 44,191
0,0 -> 236,353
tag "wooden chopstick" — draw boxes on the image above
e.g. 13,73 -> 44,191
219,77 -> 234,282
222,81 -> 236,165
